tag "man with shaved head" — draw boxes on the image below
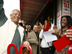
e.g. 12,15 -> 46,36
26,25 -> 40,54
0,0 -> 29,54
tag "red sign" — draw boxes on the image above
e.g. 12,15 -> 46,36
63,0 -> 70,16
64,0 -> 70,8
57,11 -> 61,21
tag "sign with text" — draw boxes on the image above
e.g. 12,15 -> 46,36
57,11 -> 61,29
63,0 -> 70,16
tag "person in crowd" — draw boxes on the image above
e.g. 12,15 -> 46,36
18,20 -> 23,27
28,25 -> 32,33
19,20 -> 29,39
39,22 -> 55,54
38,25 -> 42,33
25,25 -> 29,33
53,16 -> 72,54
26,25 -> 40,54
19,20 -> 27,39
0,0 -> 29,54
21,20 -> 26,29
18,20 -> 26,29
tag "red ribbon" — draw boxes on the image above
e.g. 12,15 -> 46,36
53,26 -> 72,54
19,44 -> 32,54
7,43 -> 32,54
7,43 -> 19,54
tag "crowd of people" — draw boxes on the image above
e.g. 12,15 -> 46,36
18,19 -> 55,54
18,15 -> 72,54
0,0 -> 72,54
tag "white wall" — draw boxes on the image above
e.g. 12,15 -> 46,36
3,0 -> 20,19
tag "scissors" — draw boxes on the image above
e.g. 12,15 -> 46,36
7,43 -> 32,54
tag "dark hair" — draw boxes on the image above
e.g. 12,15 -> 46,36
18,23 -> 23,26
61,16 -> 72,29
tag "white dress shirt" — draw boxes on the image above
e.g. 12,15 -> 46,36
39,29 -> 52,48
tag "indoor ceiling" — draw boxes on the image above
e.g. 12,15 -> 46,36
20,0 -> 47,25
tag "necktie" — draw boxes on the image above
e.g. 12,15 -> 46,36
10,25 -> 21,54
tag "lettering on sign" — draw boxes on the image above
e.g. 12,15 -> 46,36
64,0 -> 70,8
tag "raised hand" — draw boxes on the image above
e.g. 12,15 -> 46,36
66,29 -> 72,40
